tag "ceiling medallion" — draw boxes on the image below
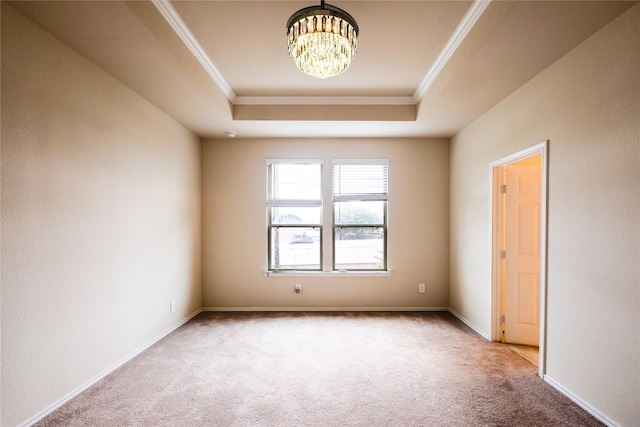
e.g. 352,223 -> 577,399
286,0 -> 359,79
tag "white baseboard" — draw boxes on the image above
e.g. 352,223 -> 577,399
201,306 -> 450,312
447,308 -> 491,340
21,307 -> 618,427
20,308 -> 202,427
543,376 -> 619,427
446,311 -> 621,424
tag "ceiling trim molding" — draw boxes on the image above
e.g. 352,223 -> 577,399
234,96 -> 416,106
413,0 -> 491,103
151,0 -> 237,102
152,0 -> 490,109
151,2 -> 415,108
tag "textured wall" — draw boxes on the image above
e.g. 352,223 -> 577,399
201,138 -> 449,310
1,4 -> 202,425
450,4 -> 639,425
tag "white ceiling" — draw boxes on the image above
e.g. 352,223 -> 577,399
8,0 -> 636,139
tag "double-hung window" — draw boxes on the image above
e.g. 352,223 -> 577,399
266,159 -> 388,272
267,160 -> 322,271
332,161 -> 388,271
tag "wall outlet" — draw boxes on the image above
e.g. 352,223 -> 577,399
419,283 -> 426,293
295,284 -> 302,294
170,301 -> 176,313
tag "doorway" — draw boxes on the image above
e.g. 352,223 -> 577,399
491,141 -> 548,377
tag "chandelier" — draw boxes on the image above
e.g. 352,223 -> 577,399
286,0 -> 359,79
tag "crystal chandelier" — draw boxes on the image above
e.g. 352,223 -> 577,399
286,0 -> 359,79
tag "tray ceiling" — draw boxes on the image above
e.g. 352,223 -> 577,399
7,0 -> 636,139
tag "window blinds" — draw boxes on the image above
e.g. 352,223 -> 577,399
266,162 -> 322,207
332,161 -> 388,202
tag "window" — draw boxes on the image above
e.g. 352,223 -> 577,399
266,159 -> 388,273
267,161 -> 322,271
332,161 -> 388,271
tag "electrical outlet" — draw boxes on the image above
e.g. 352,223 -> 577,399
170,301 -> 176,313
295,284 -> 302,294
419,283 -> 425,293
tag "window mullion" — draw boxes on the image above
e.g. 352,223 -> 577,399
322,161 -> 333,272
334,226 -> 385,231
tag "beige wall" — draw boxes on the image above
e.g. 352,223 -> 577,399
4,0 -> 638,425
202,138 -> 449,309
450,4 -> 639,426
1,4 -> 202,426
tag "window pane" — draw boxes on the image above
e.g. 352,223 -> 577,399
334,201 -> 384,225
269,164 -> 321,201
334,227 -> 384,270
270,227 -> 320,270
272,206 -> 322,225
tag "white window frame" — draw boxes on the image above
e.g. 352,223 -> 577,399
266,159 -> 323,271
332,159 -> 388,272
265,158 -> 390,275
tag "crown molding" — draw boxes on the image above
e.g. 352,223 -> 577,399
153,0 -> 490,109
413,0 -> 491,103
151,0 -> 237,102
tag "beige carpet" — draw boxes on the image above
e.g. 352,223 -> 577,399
38,311 -> 601,426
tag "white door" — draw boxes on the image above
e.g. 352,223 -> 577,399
504,163 -> 541,346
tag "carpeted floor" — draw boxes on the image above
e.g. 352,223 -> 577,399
38,311 -> 601,426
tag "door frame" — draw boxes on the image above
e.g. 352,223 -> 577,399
490,141 -> 548,377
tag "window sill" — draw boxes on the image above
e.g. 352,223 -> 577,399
264,270 -> 392,278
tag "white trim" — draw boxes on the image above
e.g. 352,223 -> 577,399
266,199 -> 322,207
235,96 -> 414,106
264,270 -> 392,278
19,303 -> 618,427
202,306 -> 448,312
489,140 -> 549,378
448,308 -> 491,340
151,0 -> 236,102
152,0 -> 490,108
265,158 -> 323,165
331,159 -> 390,165
20,309 -> 203,427
489,142 -> 547,168
333,194 -> 388,202
543,376 -> 620,427
413,0 -> 492,102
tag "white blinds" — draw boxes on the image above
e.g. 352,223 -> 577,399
266,161 -> 322,207
332,161 -> 388,202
